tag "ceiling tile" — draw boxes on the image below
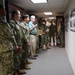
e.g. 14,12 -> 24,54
9,0 -> 70,17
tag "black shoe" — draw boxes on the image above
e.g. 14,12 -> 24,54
34,54 -> 38,57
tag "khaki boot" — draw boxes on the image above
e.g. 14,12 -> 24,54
43,44 -> 46,50
25,65 -> 31,70
19,69 -> 26,74
47,44 -> 51,49
27,61 -> 32,64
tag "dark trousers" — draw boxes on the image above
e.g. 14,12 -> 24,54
38,35 -> 42,47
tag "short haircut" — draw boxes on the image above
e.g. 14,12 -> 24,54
22,14 -> 29,20
11,10 -> 19,18
30,15 -> 35,19
0,4 -> 3,9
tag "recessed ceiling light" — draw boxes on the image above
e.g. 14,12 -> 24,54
31,0 -> 47,3
44,12 -> 52,15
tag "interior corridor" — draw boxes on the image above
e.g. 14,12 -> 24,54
23,47 -> 74,75
1,0 -> 75,75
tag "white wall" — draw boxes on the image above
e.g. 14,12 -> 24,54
65,0 -> 75,74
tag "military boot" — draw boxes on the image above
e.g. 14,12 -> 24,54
26,61 -> 32,64
43,44 -> 46,50
19,69 -> 26,74
47,43 -> 51,49
25,65 -> 31,70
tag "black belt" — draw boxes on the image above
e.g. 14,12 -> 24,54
30,33 -> 36,35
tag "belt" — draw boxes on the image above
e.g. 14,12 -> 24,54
30,33 -> 36,35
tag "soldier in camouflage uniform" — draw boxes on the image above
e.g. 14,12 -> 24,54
0,4 -> 14,75
20,14 -> 32,70
38,19 -> 49,50
38,20 -> 46,49
9,10 -> 26,74
39,19 -> 51,50
49,21 -> 57,46
45,19 -> 51,48
58,21 -> 64,47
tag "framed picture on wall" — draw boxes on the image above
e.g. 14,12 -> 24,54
64,13 -> 69,32
70,8 -> 75,32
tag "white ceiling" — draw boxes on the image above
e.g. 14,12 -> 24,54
9,0 -> 70,18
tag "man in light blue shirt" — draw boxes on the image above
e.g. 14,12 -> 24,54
28,15 -> 38,59
28,16 -> 37,35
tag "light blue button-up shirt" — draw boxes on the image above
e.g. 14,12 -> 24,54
28,21 -> 37,34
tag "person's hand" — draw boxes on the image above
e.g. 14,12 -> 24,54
14,46 -> 25,53
40,34 -> 42,35
46,28 -> 49,32
15,46 -> 19,50
27,42 -> 30,47
34,24 -> 38,28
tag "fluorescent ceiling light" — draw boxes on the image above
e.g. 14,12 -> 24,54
49,17 -> 56,19
31,0 -> 47,3
44,12 -> 52,15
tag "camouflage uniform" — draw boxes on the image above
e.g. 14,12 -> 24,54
20,22 -> 29,43
38,23 -> 46,47
49,24 -> 56,46
58,24 -> 64,47
19,22 -> 29,69
45,25 -> 50,46
9,20 -> 23,73
0,19 -> 13,75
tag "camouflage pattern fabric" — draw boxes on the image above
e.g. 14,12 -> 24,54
38,24 -> 47,47
20,22 -> 29,68
0,20 -> 13,75
49,25 -> 57,43
9,20 -> 23,47
20,22 -> 30,43
9,20 -> 24,73
45,25 -> 50,45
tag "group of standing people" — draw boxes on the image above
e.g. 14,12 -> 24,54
38,18 -> 64,49
0,4 -> 64,75
38,19 -> 57,50
0,4 -> 38,75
